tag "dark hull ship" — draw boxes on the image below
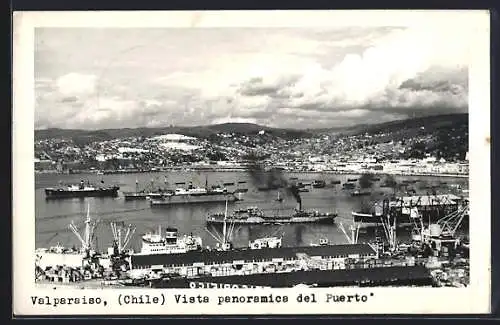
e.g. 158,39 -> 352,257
150,265 -> 433,288
206,202 -> 337,225
44,180 -> 119,200
352,194 -> 468,226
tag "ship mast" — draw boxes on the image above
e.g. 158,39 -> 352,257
84,203 -> 91,248
223,198 -> 228,246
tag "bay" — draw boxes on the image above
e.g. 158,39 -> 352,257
35,171 -> 469,253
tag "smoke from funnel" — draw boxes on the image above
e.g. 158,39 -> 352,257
245,153 -> 302,206
289,184 -> 302,210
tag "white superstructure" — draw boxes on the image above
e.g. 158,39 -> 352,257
138,226 -> 202,255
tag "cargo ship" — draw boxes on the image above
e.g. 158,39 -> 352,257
44,180 -> 119,199
35,204 -> 112,270
206,202 -> 337,225
150,184 -> 237,206
352,195 -> 468,226
136,226 -> 203,255
149,265 -> 434,288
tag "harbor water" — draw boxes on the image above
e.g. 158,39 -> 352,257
35,171 -> 469,253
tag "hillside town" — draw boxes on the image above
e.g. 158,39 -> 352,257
35,124 -> 469,177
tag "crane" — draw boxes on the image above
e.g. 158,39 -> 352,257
68,203 -> 98,253
436,202 -> 469,237
110,221 -> 136,254
338,222 -> 360,244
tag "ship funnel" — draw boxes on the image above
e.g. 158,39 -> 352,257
297,201 -> 302,211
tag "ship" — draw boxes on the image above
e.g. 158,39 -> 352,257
149,265 -> 434,288
352,195 -> 468,226
136,226 -> 203,255
351,190 -> 371,197
44,180 -> 119,199
126,229 -> 438,289
312,180 -> 326,188
206,201 -> 337,225
342,182 -> 356,190
149,183 -> 237,206
123,177 -> 173,201
35,204 -> 113,271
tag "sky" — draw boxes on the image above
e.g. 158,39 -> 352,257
34,25 -> 470,130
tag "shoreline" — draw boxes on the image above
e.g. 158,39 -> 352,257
35,169 -> 469,179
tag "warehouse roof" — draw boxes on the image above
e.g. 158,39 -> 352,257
131,243 -> 376,267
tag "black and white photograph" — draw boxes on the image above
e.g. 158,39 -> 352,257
13,10 -> 490,315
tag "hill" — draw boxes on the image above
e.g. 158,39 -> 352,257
35,123 -> 313,146
341,113 -> 469,161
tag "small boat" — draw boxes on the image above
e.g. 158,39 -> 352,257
347,178 -> 358,182
351,190 -> 371,197
342,183 -> 356,190
312,180 -> 326,188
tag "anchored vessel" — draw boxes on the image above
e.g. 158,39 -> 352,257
206,201 -> 337,225
150,184 -> 237,206
312,180 -> 326,188
45,180 -> 119,199
351,190 -> 371,197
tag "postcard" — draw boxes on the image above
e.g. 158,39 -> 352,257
12,10 -> 491,316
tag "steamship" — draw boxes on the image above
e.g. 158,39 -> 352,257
351,194 -> 468,226
206,205 -> 336,225
149,184 -> 238,206
44,180 -> 119,200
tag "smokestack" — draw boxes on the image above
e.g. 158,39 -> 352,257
296,201 -> 302,211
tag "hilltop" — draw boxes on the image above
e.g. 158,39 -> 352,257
35,113 -> 468,154
35,123 -> 312,146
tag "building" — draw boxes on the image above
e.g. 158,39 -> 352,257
129,244 -> 378,278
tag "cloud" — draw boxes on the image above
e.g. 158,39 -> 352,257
35,25 -> 471,129
211,116 -> 258,125
220,25 -> 470,125
56,73 -> 98,96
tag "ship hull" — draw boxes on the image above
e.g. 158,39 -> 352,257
207,215 -> 336,225
123,192 -> 149,201
352,211 -> 467,227
149,266 -> 433,288
44,187 -> 119,200
150,193 -> 237,206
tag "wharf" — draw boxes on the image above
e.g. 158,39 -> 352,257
152,265 -> 433,288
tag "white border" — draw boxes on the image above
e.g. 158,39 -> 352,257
12,10 -> 491,315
